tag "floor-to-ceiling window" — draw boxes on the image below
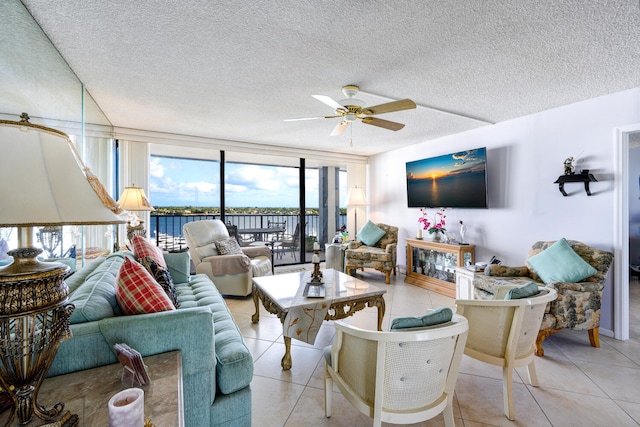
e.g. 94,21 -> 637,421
147,145 -> 348,266
148,147 -> 221,251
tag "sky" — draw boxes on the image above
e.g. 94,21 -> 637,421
406,148 -> 487,181
149,156 -> 346,208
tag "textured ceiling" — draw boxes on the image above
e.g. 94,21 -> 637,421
19,0 -> 640,157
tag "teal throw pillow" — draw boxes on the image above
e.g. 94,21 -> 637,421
505,282 -> 540,300
357,220 -> 386,246
390,307 -> 453,330
527,238 -> 597,284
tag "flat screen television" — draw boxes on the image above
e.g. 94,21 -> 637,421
406,147 -> 488,208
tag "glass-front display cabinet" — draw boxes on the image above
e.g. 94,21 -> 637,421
405,238 -> 475,297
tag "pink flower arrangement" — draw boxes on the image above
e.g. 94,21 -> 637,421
418,208 -> 446,234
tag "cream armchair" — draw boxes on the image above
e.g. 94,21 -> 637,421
183,220 -> 272,296
345,222 -> 398,284
324,316 -> 468,427
456,286 -> 557,420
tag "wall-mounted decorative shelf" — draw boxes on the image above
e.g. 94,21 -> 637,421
554,170 -> 597,196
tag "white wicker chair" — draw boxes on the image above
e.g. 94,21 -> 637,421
455,286 -> 558,420
324,315 -> 468,427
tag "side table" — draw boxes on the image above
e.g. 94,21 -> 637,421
325,243 -> 347,272
455,266 -> 480,300
0,351 -> 184,426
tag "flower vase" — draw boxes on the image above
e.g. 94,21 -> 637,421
431,231 -> 442,242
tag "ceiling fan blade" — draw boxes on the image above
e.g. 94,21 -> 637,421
330,121 -> 349,136
361,117 -> 405,131
363,99 -> 416,115
312,95 -> 346,112
284,115 -> 341,122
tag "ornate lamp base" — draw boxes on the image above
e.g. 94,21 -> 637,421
0,247 -> 75,425
126,221 -> 147,241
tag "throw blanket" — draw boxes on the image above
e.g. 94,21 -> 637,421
283,281 -> 330,344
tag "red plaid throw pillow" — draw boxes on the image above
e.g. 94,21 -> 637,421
131,234 -> 167,268
116,258 -> 175,314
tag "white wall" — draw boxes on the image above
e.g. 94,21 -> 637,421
369,87 -> 640,332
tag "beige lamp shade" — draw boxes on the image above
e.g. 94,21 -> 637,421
346,186 -> 368,207
0,120 -> 125,227
117,185 -> 154,212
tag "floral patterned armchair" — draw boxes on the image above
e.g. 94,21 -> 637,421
345,223 -> 398,284
473,240 -> 614,356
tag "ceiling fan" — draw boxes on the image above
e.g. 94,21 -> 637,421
285,85 -> 417,137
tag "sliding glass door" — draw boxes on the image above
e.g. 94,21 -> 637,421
148,146 -> 347,266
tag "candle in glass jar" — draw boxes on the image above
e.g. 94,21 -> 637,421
108,388 -> 144,427
417,227 -> 423,239
312,254 -> 320,264
313,242 -> 320,251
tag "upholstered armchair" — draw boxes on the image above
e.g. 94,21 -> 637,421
345,222 -> 398,284
474,239 -> 614,356
183,220 -> 272,296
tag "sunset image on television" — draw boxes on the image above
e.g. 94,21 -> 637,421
406,147 -> 488,208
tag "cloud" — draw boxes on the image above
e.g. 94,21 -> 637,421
150,157 -> 164,178
150,156 -> 338,207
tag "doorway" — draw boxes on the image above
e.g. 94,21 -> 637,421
614,124 -> 640,341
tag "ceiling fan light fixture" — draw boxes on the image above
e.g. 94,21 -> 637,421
341,85 -> 360,98
288,85 -> 415,139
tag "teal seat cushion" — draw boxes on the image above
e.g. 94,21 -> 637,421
390,307 -> 453,330
175,274 -> 253,394
527,238 -> 597,284
505,281 -> 540,300
69,252 -> 131,324
357,220 -> 386,247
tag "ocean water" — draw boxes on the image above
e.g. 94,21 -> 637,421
407,171 -> 487,208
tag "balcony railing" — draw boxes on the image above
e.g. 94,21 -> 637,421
150,213 -> 346,265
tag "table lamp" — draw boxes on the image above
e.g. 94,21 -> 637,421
0,114 -> 125,424
346,186 -> 368,240
117,185 -> 154,241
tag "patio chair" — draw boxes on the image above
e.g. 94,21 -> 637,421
267,220 -> 286,242
455,286 -> 558,420
278,223 -> 302,261
324,316 -> 468,427
183,219 -> 272,296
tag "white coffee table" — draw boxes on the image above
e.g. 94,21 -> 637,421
252,269 -> 386,370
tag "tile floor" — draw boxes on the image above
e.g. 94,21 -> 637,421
224,267 -> 640,427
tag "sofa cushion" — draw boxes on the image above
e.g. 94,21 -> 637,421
116,258 -> 176,314
131,234 -> 167,269
69,253 -> 129,324
357,220 -> 386,247
527,238 -> 597,284
390,307 -> 453,330
65,256 -> 106,295
138,256 -> 179,307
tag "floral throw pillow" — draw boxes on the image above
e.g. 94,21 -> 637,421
214,237 -> 244,255
137,256 -> 179,307
116,258 -> 175,314
131,234 -> 167,269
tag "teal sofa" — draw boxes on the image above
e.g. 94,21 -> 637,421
48,251 -> 253,426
